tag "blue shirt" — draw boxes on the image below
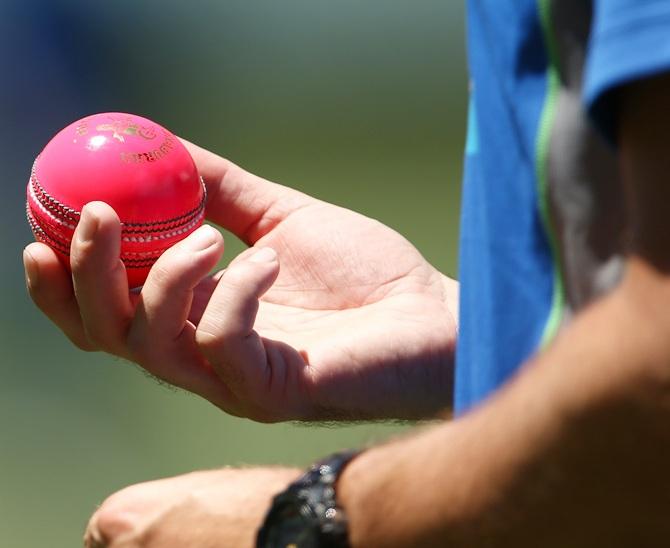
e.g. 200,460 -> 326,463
455,0 -> 670,414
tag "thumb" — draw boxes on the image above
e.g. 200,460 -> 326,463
195,247 -> 280,416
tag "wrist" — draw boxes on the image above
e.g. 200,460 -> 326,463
337,445 -> 386,547
256,451 -> 361,548
336,433 -> 450,548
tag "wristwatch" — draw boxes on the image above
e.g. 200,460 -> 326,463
256,450 -> 360,548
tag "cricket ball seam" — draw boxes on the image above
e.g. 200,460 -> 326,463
27,204 -> 168,267
30,157 -> 208,232
27,200 -> 207,262
29,176 -> 207,241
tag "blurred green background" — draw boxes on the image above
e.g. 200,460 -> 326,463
0,1 -> 466,546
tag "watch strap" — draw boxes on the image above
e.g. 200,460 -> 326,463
256,450 -> 360,548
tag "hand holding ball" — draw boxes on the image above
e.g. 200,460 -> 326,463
26,113 -> 206,288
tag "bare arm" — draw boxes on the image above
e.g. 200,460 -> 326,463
82,75 -> 670,547
87,267 -> 669,548
337,75 -> 670,547
84,76 -> 670,548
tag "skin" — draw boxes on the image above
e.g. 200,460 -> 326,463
24,140 -> 458,422
25,76 -> 670,547
83,468 -> 301,548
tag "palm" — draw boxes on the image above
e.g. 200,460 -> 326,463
221,202 -> 456,419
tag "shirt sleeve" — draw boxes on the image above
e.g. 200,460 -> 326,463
584,0 -> 670,144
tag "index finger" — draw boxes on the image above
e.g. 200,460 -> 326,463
180,139 -> 314,245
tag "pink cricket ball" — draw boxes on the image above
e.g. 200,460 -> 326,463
26,112 -> 207,288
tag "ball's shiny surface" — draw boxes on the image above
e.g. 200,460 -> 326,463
26,112 -> 206,288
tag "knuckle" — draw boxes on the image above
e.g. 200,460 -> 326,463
80,318 -> 129,356
81,325 -> 121,355
219,266 -> 249,289
146,261 -> 174,289
81,325 -> 107,348
194,326 -> 245,385
195,317 -> 247,356
71,244 -> 124,282
194,324 -> 224,355
89,502 -> 137,547
124,328 -> 155,366
220,362 -> 248,394
124,330 -> 145,363
69,242 -> 96,276
72,335 -> 99,353
149,248 -> 201,290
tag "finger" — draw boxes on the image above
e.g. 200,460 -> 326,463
23,242 -> 96,351
188,269 -> 225,326
127,225 -> 223,378
84,513 -> 113,548
127,227 -> 242,411
180,139 -> 314,244
133,224 -> 223,340
83,522 -> 107,548
71,202 -> 134,356
196,247 -> 280,398
83,474 -> 213,548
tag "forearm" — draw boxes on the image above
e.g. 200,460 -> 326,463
339,261 -> 670,546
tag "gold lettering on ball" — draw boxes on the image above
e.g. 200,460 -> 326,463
120,132 -> 176,164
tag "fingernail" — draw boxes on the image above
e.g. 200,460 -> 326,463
23,248 -> 39,287
188,225 -> 220,250
249,247 -> 277,263
77,208 -> 99,242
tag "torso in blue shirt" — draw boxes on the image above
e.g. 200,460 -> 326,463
455,0 -> 670,414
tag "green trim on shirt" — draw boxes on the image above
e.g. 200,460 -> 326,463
536,0 -> 565,347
